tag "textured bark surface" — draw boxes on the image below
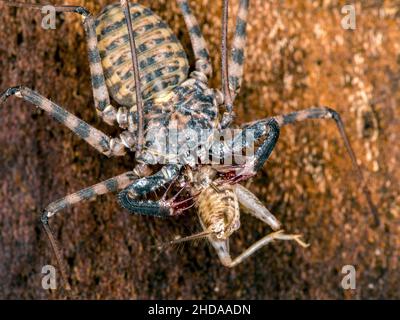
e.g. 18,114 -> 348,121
0,0 -> 399,299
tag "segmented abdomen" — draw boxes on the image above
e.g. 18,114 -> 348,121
197,184 -> 240,238
95,3 -> 189,107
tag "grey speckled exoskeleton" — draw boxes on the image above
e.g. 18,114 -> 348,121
0,0 -> 379,289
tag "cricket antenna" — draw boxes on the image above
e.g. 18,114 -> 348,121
121,0 -> 144,153
168,229 -> 214,246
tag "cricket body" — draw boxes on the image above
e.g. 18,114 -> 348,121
182,165 -> 307,267
190,167 -> 242,240
1,0 -> 379,287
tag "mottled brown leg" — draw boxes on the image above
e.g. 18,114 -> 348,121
254,106 -> 379,225
228,0 -> 249,100
43,171 -> 144,219
84,14 -> 118,125
220,0 -> 250,128
176,0 -> 213,79
0,86 -> 126,157
4,2 -> 117,124
41,168 -> 148,290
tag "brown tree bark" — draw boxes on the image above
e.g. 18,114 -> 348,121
0,0 -> 399,299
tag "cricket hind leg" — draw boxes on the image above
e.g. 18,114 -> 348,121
0,86 -> 127,156
208,231 -> 307,268
195,204 -> 306,268
4,2 -> 118,125
205,184 -> 307,267
233,184 -> 281,231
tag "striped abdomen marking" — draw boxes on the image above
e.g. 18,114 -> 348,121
197,184 -> 240,239
95,3 -> 189,107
